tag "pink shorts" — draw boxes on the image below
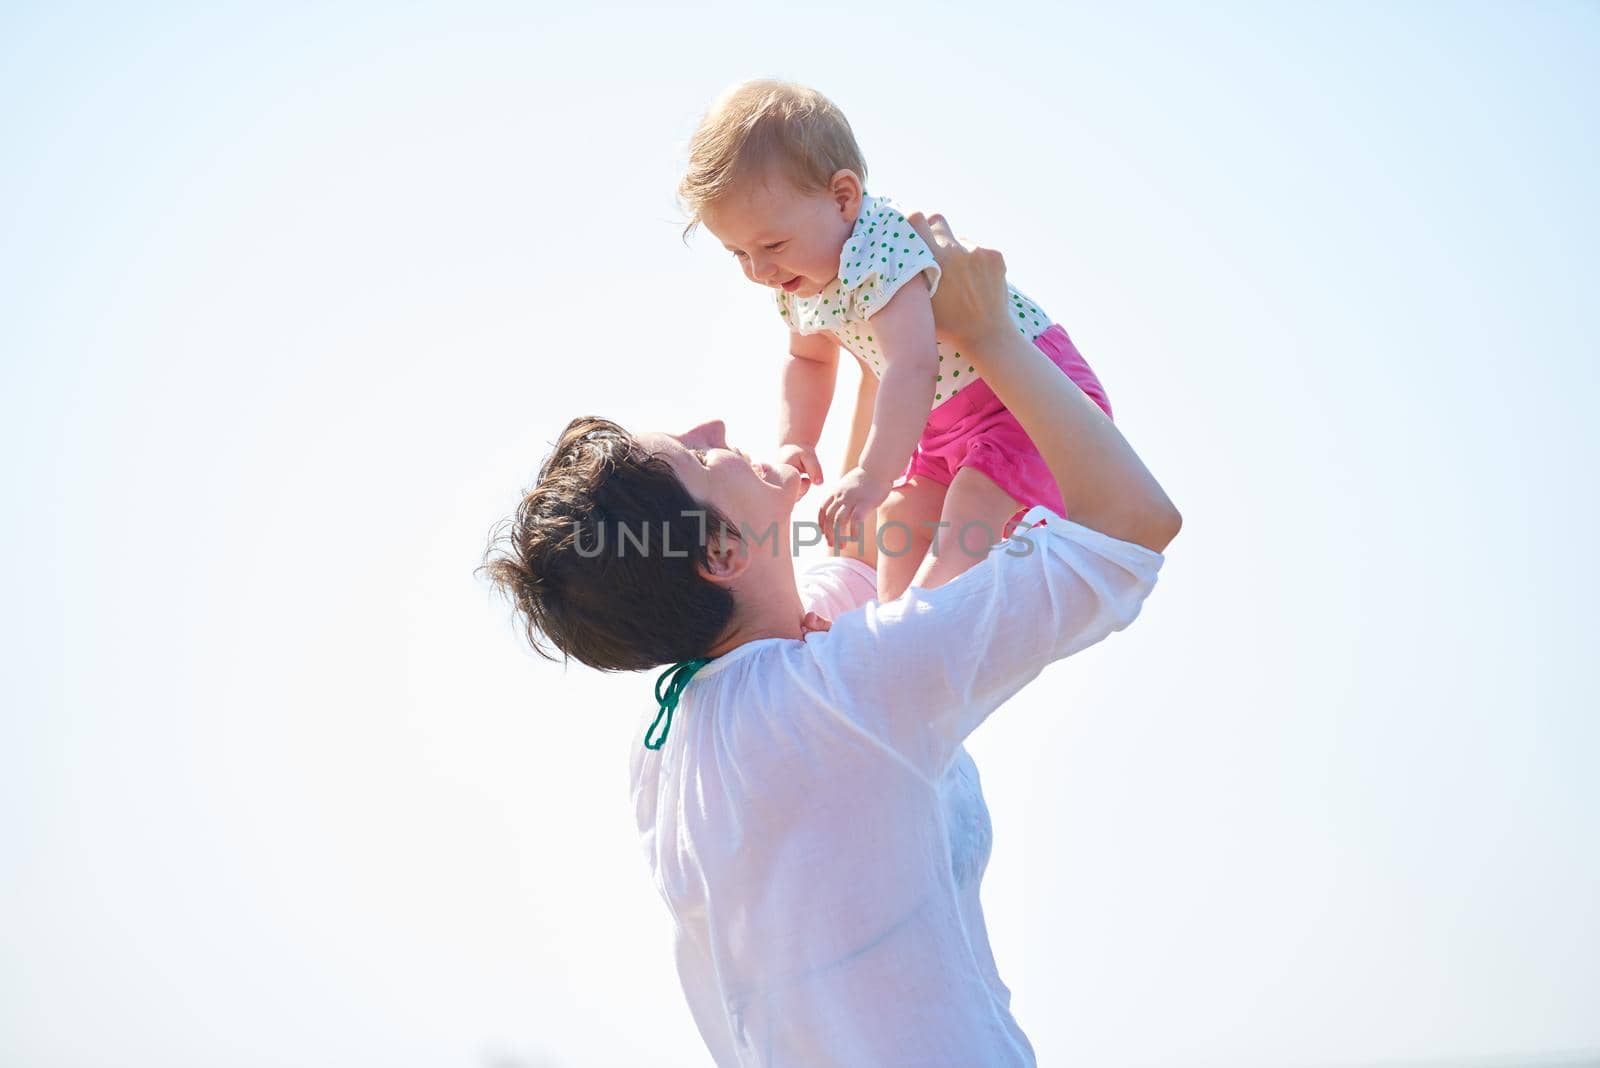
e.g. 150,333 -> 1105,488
895,323 -> 1112,523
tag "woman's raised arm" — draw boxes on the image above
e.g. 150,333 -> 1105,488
905,213 -> 1181,553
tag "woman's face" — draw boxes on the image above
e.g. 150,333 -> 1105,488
637,420 -> 807,550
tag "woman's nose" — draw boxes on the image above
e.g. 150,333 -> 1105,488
682,419 -> 727,450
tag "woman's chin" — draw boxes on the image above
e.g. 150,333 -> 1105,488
761,462 -> 804,505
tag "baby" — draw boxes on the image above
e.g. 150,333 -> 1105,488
679,80 -> 1114,602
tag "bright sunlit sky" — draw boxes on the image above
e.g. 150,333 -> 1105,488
3,3 -> 1597,1066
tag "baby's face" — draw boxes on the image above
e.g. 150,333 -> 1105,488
701,171 -> 859,300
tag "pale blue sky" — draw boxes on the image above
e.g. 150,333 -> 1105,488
3,3 -> 1597,1066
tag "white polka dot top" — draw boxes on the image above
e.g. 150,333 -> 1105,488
774,193 -> 1055,407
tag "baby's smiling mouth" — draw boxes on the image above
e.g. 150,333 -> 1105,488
780,276 -> 803,293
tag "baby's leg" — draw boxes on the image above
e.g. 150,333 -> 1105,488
909,466 -> 1023,591
876,476 -> 946,603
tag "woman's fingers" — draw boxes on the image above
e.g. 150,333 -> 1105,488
905,211 -> 937,251
908,210 -> 1000,275
906,211 -> 962,254
973,244 -> 1006,275
906,209 -> 1013,348
926,214 -> 958,251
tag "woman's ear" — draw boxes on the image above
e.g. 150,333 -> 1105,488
697,529 -> 752,588
830,169 -> 863,224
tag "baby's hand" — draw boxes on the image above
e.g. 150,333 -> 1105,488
819,466 -> 892,542
777,442 -> 824,495
800,610 -> 833,636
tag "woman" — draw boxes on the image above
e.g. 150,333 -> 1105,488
485,215 -> 1181,1066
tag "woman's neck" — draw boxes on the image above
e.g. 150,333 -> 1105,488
704,559 -> 807,658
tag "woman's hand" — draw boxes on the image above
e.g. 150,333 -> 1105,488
904,213 -> 1014,356
904,212 -> 1182,553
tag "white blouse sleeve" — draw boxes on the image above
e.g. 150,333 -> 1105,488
801,506 -> 1164,781
839,201 -> 941,321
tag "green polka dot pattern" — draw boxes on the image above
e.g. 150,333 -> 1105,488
773,193 -> 1056,405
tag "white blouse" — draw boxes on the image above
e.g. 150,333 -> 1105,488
630,506 -> 1165,1066
774,193 -> 1057,408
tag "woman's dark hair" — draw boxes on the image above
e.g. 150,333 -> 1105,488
482,416 -> 740,672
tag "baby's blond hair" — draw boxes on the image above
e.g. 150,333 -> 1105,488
678,79 -> 867,236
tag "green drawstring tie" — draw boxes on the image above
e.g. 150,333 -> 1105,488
645,657 -> 713,750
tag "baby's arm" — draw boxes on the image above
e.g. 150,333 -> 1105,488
833,366 -> 881,566
777,330 -> 840,488
819,280 -> 938,533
